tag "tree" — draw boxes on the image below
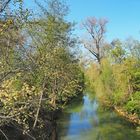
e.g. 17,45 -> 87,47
125,38 -> 140,60
0,0 -> 84,139
0,0 -> 30,84
82,17 -> 108,64
24,0 -> 83,124
110,39 -> 126,64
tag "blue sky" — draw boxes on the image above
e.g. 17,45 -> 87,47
24,0 -> 140,42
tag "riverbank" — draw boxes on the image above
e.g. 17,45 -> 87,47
57,92 -> 140,140
114,106 -> 140,125
95,97 -> 140,127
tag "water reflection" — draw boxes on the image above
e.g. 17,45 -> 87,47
58,94 -> 140,140
67,95 -> 99,136
1,94 -> 139,140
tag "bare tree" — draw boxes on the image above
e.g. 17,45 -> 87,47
0,0 -> 11,13
82,17 -> 108,64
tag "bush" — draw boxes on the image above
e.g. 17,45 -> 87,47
125,92 -> 140,117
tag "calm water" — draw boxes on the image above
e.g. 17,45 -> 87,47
57,93 -> 140,140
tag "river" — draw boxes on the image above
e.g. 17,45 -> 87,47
57,92 -> 140,140
0,92 -> 139,140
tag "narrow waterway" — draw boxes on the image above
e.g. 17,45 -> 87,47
57,92 -> 140,140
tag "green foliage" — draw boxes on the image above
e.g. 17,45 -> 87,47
100,59 -> 114,88
111,39 -> 126,63
0,0 -> 84,137
85,39 -> 140,120
85,63 -> 100,89
125,92 -> 140,117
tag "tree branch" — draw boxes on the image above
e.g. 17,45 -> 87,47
0,129 -> 9,140
0,0 -> 11,13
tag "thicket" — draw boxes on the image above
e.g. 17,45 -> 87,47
85,39 -> 140,120
0,0 -> 84,139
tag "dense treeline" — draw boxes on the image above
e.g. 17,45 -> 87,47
82,17 -> 140,125
85,38 -> 140,124
0,0 -> 84,139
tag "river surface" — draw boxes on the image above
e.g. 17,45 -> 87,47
57,92 -> 140,140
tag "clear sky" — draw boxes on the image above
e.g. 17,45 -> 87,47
24,0 -> 140,42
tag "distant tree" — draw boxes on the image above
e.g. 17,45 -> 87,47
82,17 -> 108,64
125,38 -> 140,60
111,39 -> 126,64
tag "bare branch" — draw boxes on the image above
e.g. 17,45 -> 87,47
82,17 -> 108,64
0,129 -> 9,140
0,0 -> 11,13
